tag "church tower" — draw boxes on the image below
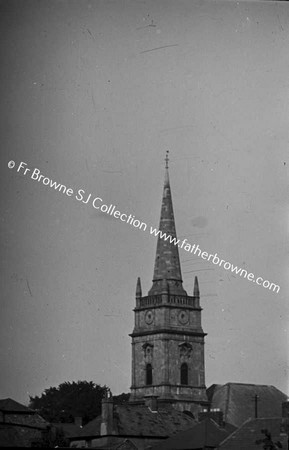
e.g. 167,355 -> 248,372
129,153 -> 208,415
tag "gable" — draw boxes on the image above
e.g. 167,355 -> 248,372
0,398 -> 34,414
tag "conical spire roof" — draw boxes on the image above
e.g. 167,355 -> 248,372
193,276 -> 200,297
136,277 -> 142,297
148,153 -> 186,296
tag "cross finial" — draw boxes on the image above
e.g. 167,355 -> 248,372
165,150 -> 169,169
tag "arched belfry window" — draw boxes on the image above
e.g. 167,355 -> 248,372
180,363 -> 188,385
146,363 -> 153,385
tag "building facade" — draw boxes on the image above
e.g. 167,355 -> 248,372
129,154 -> 208,415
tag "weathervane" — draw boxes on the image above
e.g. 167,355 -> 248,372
165,150 -> 169,169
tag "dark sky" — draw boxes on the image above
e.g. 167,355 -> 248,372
0,0 -> 289,404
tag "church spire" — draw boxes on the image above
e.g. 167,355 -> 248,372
148,152 -> 186,296
130,153 -> 207,412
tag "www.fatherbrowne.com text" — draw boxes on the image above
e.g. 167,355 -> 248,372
10,160 -> 280,294
149,227 -> 280,293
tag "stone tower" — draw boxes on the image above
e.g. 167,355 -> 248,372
129,153 -> 208,415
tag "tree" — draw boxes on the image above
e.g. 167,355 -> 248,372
256,429 -> 282,449
113,392 -> 130,404
29,381 -> 108,425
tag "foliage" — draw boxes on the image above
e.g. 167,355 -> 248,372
256,428 -> 282,449
29,380 -> 108,425
113,392 -> 130,404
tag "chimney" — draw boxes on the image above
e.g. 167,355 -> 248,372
144,395 -> 158,412
74,416 -> 83,427
198,408 -> 224,427
100,389 -> 114,436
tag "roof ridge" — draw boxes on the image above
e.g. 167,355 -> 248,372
248,416 -> 283,421
218,417 -> 252,447
0,398 -> 34,412
208,417 -> 225,430
225,382 -> 276,387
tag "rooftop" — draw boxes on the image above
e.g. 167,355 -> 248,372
150,418 -> 236,450
70,404 -> 196,440
0,398 -> 35,414
218,417 -> 287,449
208,383 -> 288,428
